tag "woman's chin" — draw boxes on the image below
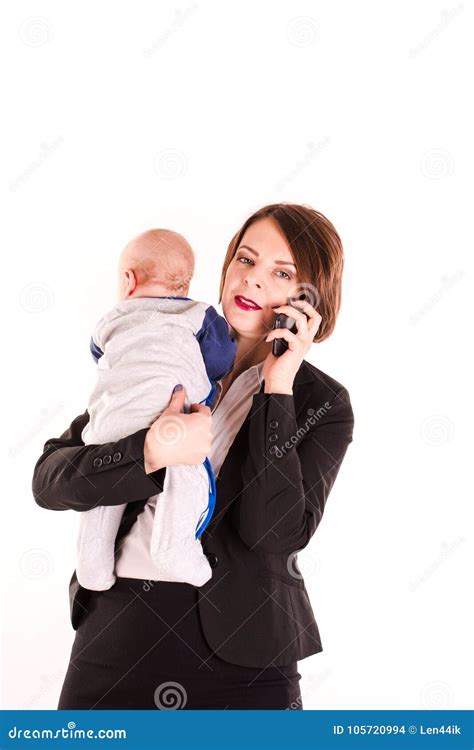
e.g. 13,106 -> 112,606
224,307 -> 269,341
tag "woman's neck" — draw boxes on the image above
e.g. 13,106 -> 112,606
221,333 -> 270,392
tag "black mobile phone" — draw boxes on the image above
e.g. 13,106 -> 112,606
271,293 -> 310,357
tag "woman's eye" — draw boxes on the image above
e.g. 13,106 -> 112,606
236,256 -> 292,280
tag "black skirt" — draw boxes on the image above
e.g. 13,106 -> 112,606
58,576 -> 302,710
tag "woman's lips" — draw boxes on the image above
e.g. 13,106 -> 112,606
234,295 -> 262,311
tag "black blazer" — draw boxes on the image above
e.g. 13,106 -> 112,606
32,359 -> 354,668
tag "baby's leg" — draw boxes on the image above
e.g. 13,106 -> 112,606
76,504 -> 126,590
150,464 -> 212,586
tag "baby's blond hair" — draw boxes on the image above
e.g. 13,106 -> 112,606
120,229 -> 194,295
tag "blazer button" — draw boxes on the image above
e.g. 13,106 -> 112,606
93,457 -> 103,468
102,454 -> 112,465
270,420 -> 279,428
113,452 -> 122,463
206,553 -> 218,568
269,433 -> 278,442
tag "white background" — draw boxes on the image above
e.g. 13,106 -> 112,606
1,0 -> 472,710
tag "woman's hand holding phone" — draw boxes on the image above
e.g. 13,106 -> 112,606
262,294 -> 322,394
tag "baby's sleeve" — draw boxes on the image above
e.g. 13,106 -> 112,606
89,320 -> 105,364
196,305 -> 237,382
89,335 -> 104,363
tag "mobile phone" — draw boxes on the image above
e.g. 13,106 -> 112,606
271,293 -> 311,357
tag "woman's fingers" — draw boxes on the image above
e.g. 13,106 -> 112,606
167,386 -> 210,417
190,402 -> 211,415
271,304 -> 309,335
265,328 -> 299,349
291,299 -> 322,335
168,384 -> 186,412
170,391 -> 212,456
271,300 -> 322,341
144,386 -> 213,473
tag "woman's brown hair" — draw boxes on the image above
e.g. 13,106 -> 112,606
218,203 -> 345,343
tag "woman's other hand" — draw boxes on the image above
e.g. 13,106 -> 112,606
143,386 -> 212,474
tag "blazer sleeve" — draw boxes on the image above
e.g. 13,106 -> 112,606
232,386 -> 354,554
31,410 -> 167,512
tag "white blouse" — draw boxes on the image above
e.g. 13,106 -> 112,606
114,360 -> 265,580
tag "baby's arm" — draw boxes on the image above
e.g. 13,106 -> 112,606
89,335 -> 104,363
196,305 -> 237,381
89,316 -> 105,364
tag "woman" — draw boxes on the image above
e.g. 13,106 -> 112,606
32,202 -> 354,710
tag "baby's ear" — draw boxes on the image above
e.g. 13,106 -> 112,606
123,269 -> 138,297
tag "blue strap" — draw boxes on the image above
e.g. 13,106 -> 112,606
194,380 -> 217,538
195,456 -> 217,539
199,379 -> 215,409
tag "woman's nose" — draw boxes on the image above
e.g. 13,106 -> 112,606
244,274 -> 261,288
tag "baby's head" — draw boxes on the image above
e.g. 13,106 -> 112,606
117,229 -> 194,300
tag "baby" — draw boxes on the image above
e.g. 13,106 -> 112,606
75,229 -> 237,591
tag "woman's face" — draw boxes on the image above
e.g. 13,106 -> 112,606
222,217 -> 300,341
